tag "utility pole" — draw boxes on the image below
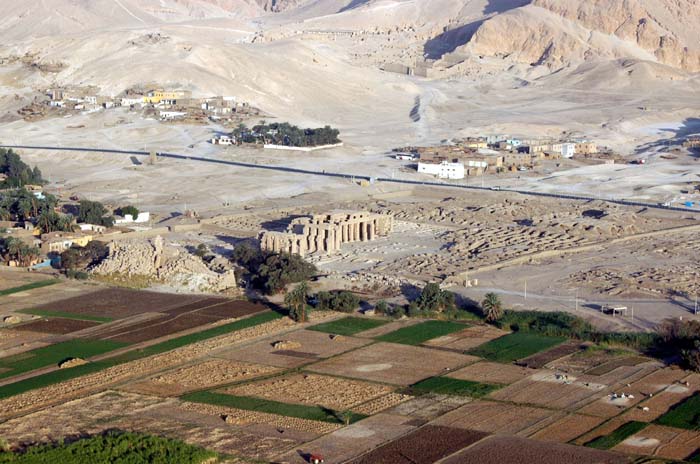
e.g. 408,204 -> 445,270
575,289 -> 578,312
524,280 -> 527,300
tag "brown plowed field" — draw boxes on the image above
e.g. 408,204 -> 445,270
448,361 -> 533,384
161,298 -> 228,315
32,288 -> 206,318
14,318 -> 100,335
529,414 -> 606,443
347,425 -> 488,464
431,400 -> 556,436
518,341 -> 585,369
612,424 -> 700,461
94,301 -> 267,343
423,324 -> 510,351
442,435 -> 630,464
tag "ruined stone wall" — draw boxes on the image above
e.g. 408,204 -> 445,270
259,211 -> 393,256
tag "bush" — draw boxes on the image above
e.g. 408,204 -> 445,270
375,300 -> 405,319
66,269 -> 89,280
60,241 -> 108,270
414,283 -> 456,312
315,291 -> 359,313
253,252 -> 317,294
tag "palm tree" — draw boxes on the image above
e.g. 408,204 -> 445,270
481,292 -> 503,322
285,281 -> 309,322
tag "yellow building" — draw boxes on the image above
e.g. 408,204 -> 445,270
41,232 -> 93,254
144,90 -> 191,104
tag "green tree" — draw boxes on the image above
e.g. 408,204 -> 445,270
0,237 -> 40,266
481,292 -> 504,322
415,282 -> 456,313
285,281 -> 309,322
254,252 -> 317,294
78,200 -> 114,227
117,205 -> 139,218
37,210 -> 74,233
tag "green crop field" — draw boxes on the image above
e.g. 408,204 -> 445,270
0,311 -> 282,400
0,430 -> 216,463
410,376 -> 502,398
0,280 -> 58,297
467,332 -> 566,363
655,393 -> 700,430
182,391 -> 365,424
18,309 -> 113,323
376,320 -> 467,345
585,421 -> 648,449
308,316 -> 388,336
0,339 -> 127,380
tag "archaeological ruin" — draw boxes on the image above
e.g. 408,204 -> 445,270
259,211 -> 393,256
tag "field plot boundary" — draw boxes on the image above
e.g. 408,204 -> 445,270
181,391 -> 366,424
376,320 -> 469,345
655,392 -> 700,431
0,338 -> 128,381
18,309 -> 114,323
0,311 -> 283,400
308,316 -> 388,336
0,280 -> 58,296
467,332 -> 566,363
409,376 -> 503,398
584,421 -> 648,449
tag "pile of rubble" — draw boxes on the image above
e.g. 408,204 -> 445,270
90,236 -> 237,293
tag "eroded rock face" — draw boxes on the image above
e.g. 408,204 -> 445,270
461,0 -> 700,72
254,0 -> 308,12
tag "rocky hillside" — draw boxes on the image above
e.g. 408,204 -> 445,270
458,0 -> 700,72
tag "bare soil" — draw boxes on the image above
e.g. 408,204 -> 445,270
442,435 -> 630,464
529,414 -> 606,443
347,425 -> 489,464
13,318 -> 100,334
307,342 -> 476,386
518,341 -> 586,369
447,361 -> 534,385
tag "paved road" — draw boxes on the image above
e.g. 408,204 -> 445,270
2,144 -> 699,214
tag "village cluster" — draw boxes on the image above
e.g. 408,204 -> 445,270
23,87 -> 260,123
400,136 -> 606,179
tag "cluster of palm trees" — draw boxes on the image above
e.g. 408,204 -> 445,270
0,190 -> 75,233
0,237 -> 40,267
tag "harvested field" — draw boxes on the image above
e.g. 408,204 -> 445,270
587,356 -> 651,376
622,373 -> 700,422
181,391 -> 364,424
31,288 -> 206,319
307,342 -> 477,385
447,361 -> 533,384
353,393 -> 412,415
422,324 -> 510,351
272,413 -> 417,464
161,297 -> 228,316
0,390 -> 173,447
391,393 -> 473,421
0,315 -> 295,419
529,414 -> 606,443
518,341 -> 585,369
488,371 -> 606,410
376,320 -> 468,345
431,400 -> 556,435
124,360 -> 279,396
614,424 -> 700,460
308,316 -> 388,336
226,373 -> 392,410
442,435 -> 631,464
547,348 -> 637,374
467,332 -> 566,363
112,414 -> 299,460
582,367 -> 690,420
178,401 -> 340,434
218,329 -> 371,368
347,425 -> 489,464
13,317 -> 101,334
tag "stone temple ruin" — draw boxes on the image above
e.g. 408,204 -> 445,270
259,211 -> 393,256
